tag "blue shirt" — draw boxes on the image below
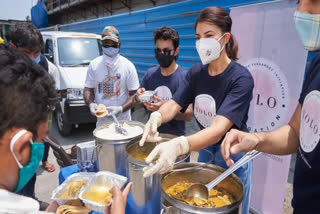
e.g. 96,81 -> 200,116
293,54 -> 320,213
173,61 -> 254,143
141,65 -> 187,136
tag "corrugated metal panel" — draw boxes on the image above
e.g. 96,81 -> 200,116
57,0 -> 279,80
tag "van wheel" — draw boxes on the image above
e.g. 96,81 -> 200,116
56,106 -> 72,136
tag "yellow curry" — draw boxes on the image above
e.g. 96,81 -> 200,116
82,184 -> 112,205
128,142 -> 156,161
165,182 -> 234,208
60,180 -> 88,198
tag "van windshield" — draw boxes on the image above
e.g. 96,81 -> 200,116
58,37 -> 102,66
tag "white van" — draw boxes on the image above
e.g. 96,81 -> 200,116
41,31 -> 102,136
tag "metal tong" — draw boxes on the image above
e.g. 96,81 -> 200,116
111,113 -> 128,136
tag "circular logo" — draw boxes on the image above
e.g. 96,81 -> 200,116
194,94 -> 216,128
244,58 -> 290,132
154,86 -> 172,103
300,90 -> 320,153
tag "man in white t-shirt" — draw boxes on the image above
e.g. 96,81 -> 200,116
84,26 -> 139,127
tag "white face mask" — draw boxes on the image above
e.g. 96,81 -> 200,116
102,47 -> 119,58
196,34 -> 225,65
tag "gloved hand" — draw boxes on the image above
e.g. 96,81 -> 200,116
139,111 -> 162,146
89,103 -> 98,116
142,136 -> 189,177
107,106 -> 123,116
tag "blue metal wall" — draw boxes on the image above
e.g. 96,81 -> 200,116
58,0 -> 278,80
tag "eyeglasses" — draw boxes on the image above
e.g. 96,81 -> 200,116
155,48 -> 174,55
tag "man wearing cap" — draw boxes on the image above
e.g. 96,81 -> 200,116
84,26 -> 139,127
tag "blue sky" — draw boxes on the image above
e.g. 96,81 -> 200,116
0,0 -> 34,20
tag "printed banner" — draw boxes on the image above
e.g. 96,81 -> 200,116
230,1 -> 308,213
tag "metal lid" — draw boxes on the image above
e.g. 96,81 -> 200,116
93,120 -> 144,144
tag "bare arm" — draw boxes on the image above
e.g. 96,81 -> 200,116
254,104 -> 301,155
221,104 -> 301,166
122,90 -> 137,112
83,87 -> 95,106
187,115 -> 234,151
174,104 -> 193,121
158,100 -> 183,123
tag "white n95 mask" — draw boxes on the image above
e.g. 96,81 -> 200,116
196,34 -> 225,65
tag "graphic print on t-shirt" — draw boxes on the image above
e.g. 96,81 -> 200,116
154,86 -> 172,103
98,73 -> 121,98
300,90 -> 320,154
194,94 -> 216,128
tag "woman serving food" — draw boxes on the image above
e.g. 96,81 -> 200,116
139,7 -> 254,214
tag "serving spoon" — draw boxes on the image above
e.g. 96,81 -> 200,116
110,113 -> 128,136
185,150 -> 261,200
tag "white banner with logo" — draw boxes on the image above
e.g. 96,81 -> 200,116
230,1 -> 308,213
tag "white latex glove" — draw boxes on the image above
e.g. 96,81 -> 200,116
145,131 -> 162,143
139,111 -> 162,147
89,103 -> 98,116
143,136 -> 189,177
189,151 -> 199,163
107,106 -> 123,116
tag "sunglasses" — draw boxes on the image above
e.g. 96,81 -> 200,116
155,48 -> 174,55
102,44 -> 118,48
102,40 -> 119,48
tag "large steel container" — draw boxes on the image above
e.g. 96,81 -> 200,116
93,120 -> 144,176
125,134 -> 189,214
160,163 -> 243,214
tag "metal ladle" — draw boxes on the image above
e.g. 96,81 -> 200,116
110,113 -> 128,136
185,150 -> 261,200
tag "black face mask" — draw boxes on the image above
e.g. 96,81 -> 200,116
155,51 -> 175,68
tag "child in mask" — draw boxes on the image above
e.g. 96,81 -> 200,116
0,45 -> 58,213
139,7 -> 254,214
0,45 -> 132,214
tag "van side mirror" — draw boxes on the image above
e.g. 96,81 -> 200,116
44,53 -> 54,63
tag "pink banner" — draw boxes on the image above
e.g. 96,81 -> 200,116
230,1 -> 308,213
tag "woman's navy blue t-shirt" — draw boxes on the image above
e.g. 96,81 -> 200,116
173,61 -> 254,144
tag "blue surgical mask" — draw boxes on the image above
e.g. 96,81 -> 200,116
10,130 -> 44,192
102,47 -> 119,58
294,11 -> 320,51
33,54 -> 41,64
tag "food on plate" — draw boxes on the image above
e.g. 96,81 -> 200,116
82,184 -> 112,205
95,104 -> 108,118
165,182 -> 234,208
60,180 -> 88,198
65,199 -> 84,206
56,204 -> 91,214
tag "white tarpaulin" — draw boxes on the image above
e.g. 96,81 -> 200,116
230,0 -> 308,213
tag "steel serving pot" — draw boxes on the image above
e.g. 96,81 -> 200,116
160,163 -> 244,214
93,120 -> 144,176
125,134 -> 190,214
